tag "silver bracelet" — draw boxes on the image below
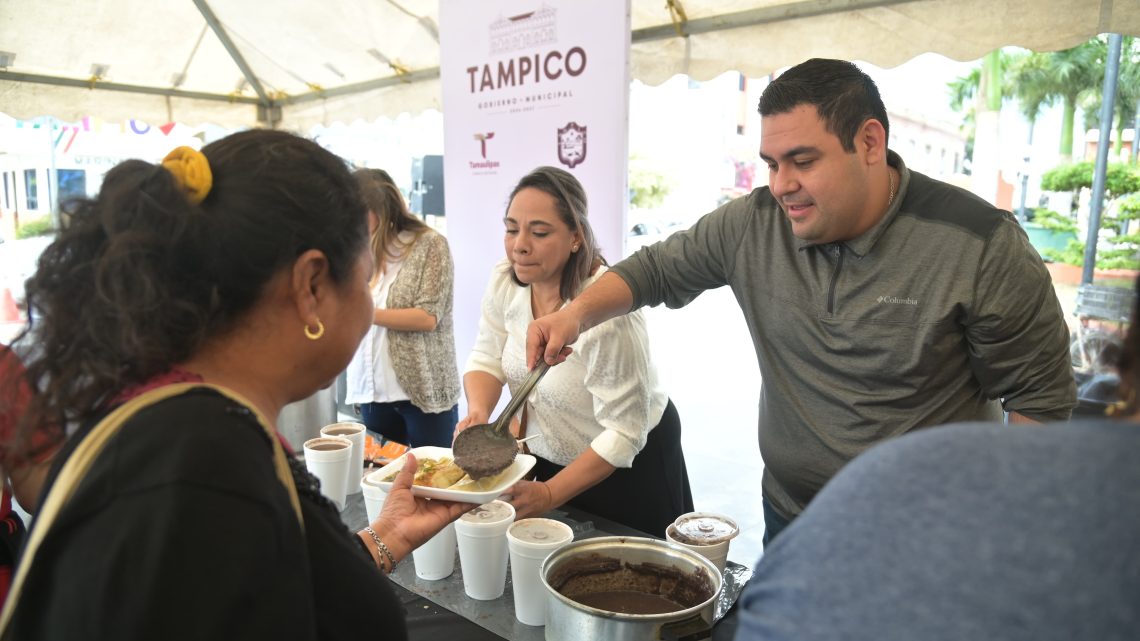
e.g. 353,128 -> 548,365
363,526 -> 397,573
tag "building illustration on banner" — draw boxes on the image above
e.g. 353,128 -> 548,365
467,5 -> 584,115
557,122 -> 586,168
490,6 -> 556,54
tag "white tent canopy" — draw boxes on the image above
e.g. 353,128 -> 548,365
3,0 -> 1139,128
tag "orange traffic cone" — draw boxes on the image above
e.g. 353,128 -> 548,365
0,288 -> 20,323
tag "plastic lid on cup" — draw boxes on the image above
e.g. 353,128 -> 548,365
302,436 -> 352,460
508,518 -> 572,546
672,512 -> 739,546
321,422 -> 364,434
460,500 -> 515,525
304,435 -> 351,448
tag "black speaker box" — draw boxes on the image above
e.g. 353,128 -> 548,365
410,155 -> 445,216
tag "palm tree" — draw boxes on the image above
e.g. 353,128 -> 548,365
948,41 -> 1108,163
1081,37 -> 1140,162
948,50 -> 1052,118
1005,53 -> 1054,214
1031,41 -> 1105,161
947,65 -> 981,171
947,50 -> 1036,182
1006,53 -> 1054,124
947,66 -> 981,115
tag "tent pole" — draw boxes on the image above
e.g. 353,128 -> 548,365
1018,120 -> 1035,220
1082,33 -> 1123,286
45,117 -> 59,229
632,0 -> 918,41
0,71 -> 260,105
1133,101 -> 1139,163
192,0 -> 279,127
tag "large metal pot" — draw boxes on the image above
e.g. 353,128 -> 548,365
541,536 -> 722,641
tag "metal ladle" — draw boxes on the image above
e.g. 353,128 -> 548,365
453,362 -> 550,479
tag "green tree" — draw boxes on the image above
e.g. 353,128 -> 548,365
947,66 -> 981,115
1080,36 -> 1140,162
628,155 -> 670,209
1006,53 -> 1056,124
1040,162 -> 1140,270
947,50 -> 1044,169
948,40 -> 1110,162
1026,41 -> 1105,161
946,66 -> 980,168
1040,161 -> 1140,198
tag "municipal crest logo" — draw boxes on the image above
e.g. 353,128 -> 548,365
557,122 -> 586,169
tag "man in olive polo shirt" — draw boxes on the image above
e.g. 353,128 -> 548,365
526,58 -> 1076,543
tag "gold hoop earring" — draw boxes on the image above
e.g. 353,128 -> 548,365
304,319 -> 325,341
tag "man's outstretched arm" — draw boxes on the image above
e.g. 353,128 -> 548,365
526,271 -> 635,368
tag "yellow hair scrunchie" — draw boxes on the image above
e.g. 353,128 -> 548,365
161,146 -> 213,206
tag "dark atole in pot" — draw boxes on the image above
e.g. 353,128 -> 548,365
541,537 -> 723,641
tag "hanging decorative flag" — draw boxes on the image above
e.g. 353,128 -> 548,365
63,128 -> 78,153
52,126 -> 80,153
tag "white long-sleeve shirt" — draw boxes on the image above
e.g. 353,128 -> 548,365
345,233 -> 411,405
465,260 -> 667,468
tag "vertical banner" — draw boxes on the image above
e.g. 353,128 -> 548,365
441,0 -> 632,384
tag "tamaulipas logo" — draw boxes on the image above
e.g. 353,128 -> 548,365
471,132 -> 500,170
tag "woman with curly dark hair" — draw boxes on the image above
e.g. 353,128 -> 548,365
0,130 -> 469,639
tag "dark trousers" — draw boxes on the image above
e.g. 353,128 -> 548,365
358,401 -> 458,448
762,497 -> 793,547
530,399 -> 693,537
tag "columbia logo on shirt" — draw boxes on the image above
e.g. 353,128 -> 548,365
877,295 -> 919,305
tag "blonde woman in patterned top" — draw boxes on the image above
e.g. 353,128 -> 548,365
458,166 -> 693,536
345,169 -> 460,447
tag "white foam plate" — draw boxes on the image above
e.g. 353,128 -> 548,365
365,445 -> 536,504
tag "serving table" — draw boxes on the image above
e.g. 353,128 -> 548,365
340,491 -> 751,641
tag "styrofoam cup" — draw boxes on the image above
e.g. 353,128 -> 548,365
412,522 -> 457,580
455,500 -> 516,600
320,422 -> 366,494
360,471 -> 389,524
302,436 -> 352,511
666,512 -> 739,574
506,518 -> 574,626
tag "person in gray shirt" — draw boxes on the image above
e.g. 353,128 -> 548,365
733,277 -> 1140,641
526,58 -> 1076,543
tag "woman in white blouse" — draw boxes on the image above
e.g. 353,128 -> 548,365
459,166 -> 693,536
345,169 -> 459,448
